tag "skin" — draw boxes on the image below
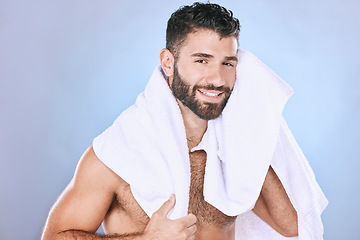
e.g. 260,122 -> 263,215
42,29 -> 298,240
161,29 -> 298,238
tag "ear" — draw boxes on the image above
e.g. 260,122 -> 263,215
159,48 -> 174,78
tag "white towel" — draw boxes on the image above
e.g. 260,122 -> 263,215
93,49 -> 328,239
236,211 -> 298,239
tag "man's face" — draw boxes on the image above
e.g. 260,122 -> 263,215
169,29 -> 238,120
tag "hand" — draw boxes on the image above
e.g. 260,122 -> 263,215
143,194 -> 197,240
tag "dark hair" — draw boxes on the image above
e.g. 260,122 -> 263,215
166,2 -> 240,57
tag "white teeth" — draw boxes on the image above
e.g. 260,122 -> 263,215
199,89 -> 220,97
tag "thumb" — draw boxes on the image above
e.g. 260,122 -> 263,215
156,194 -> 176,217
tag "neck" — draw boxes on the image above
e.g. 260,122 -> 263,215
176,99 -> 208,149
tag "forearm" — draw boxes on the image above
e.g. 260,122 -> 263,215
44,229 -> 143,240
253,166 -> 298,237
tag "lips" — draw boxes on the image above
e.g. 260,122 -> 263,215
198,89 -> 222,97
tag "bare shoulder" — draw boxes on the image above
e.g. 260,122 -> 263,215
42,145 -> 127,238
74,146 -> 125,188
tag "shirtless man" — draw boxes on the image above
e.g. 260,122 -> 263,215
42,3 -> 298,240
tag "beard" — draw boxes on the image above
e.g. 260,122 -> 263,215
171,64 -> 233,120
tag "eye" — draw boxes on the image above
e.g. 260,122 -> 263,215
223,62 -> 234,67
195,59 -> 207,64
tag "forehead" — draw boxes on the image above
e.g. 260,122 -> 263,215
177,29 -> 238,58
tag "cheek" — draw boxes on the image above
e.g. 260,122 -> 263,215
180,63 -> 205,85
224,71 -> 237,87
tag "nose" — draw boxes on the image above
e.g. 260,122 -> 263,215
205,65 -> 225,87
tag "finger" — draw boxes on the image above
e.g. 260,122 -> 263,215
175,213 -> 197,228
155,194 -> 176,217
185,224 -> 197,236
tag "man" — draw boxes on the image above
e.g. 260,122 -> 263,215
42,3 -> 326,240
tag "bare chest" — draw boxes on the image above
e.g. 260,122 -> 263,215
188,150 -> 236,227
103,150 -> 236,237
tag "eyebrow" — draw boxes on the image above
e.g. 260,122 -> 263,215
191,52 -> 214,58
191,52 -> 238,62
225,56 -> 238,62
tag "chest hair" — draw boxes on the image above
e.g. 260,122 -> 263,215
187,150 -> 236,227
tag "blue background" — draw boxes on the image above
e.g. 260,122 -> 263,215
0,0 -> 359,239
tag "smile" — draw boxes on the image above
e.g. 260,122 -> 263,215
198,89 -> 222,97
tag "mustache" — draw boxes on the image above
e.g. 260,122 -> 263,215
193,84 -> 232,94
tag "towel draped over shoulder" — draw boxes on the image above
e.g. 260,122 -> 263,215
93,49 -> 328,240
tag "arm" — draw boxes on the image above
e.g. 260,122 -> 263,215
41,146 -> 127,239
252,166 -> 298,237
42,146 -> 197,240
